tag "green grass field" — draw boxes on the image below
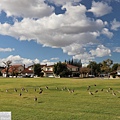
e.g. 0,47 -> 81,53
0,77 -> 120,120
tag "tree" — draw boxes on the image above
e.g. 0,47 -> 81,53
80,67 -> 90,77
106,59 -> 113,67
112,63 -> 119,71
11,66 -> 17,77
101,59 -> 113,73
53,62 -> 71,77
66,59 -> 82,68
87,61 -> 100,76
3,60 -> 12,77
33,63 -> 41,77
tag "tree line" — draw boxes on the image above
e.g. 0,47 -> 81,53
1,58 -> 120,77
82,59 -> 120,77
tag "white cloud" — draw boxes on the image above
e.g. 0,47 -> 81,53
0,3 -> 105,48
41,59 -> 56,65
103,0 -> 120,3
73,52 -> 95,65
113,47 -> 120,53
0,1 -> 113,65
50,58 -> 59,61
88,1 -> 112,17
47,0 -> 81,6
90,45 -> 111,57
0,48 -> 15,52
0,0 -> 54,18
101,28 -> 113,38
0,55 -> 40,67
111,19 -> 120,31
62,43 -> 86,55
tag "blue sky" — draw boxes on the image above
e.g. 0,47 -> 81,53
0,0 -> 120,67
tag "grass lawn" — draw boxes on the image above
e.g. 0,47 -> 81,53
0,77 -> 120,120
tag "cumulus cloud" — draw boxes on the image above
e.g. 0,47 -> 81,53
50,58 -> 59,61
0,55 -> 58,67
88,1 -> 112,17
0,3 -> 106,48
113,47 -> 120,53
62,43 -> 86,55
101,28 -> 113,38
47,0 -> 81,6
0,48 -> 15,52
0,1 -> 114,65
0,0 -> 54,18
103,0 -> 120,3
0,55 -> 40,67
111,19 -> 120,31
41,58 -> 57,65
73,52 -> 95,65
90,45 -> 111,57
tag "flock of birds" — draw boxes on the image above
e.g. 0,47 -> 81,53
2,84 -> 120,102
3,85 -> 75,102
87,84 -> 120,97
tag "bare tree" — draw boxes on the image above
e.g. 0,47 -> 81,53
3,60 -> 12,77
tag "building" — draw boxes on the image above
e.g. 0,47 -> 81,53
116,66 -> 120,78
1,65 -> 24,77
109,66 -> 120,79
1,63 -> 81,78
21,67 -> 34,77
41,64 -> 54,77
67,64 -> 80,77
0,67 -> 5,76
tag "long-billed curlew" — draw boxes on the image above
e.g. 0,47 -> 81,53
34,96 -> 37,101
89,91 -> 94,95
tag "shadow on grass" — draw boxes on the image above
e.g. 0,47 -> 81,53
38,101 -> 44,103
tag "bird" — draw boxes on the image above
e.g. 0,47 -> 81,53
14,88 -> 17,92
67,88 -> 70,92
21,88 -> 25,91
56,87 -> 58,90
61,88 -> 64,91
45,86 -> 48,89
34,96 -> 37,101
95,90 -> 98,93
101,88 -> 104,91
39,90 -> 43,94
109,87 -> 113,90
87,86 -> 90,91
6,89 -> 8,92
39,88 -> 43,91
112,91 -> 116,96
19,92 -> 22,96
71,89 -> 74,93
89,91 -> 94,95
63,87 -> 67,90
106,90 -> 110,93
25,89 -> 28,92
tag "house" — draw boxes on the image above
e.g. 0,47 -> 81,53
109,71 -> 117,79
41,64 -> 80,77
1,64 -> 24,77
116,66 -> 120,78
41,64 -> 54,77
0,67 -> 5,71
66,64 -> 80,77
1,63 -> 80,78
21,67 -> 34,77
0,67 -> 5,76
109,66 -> 120,79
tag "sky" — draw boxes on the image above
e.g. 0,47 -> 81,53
0,0 -> 120,67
